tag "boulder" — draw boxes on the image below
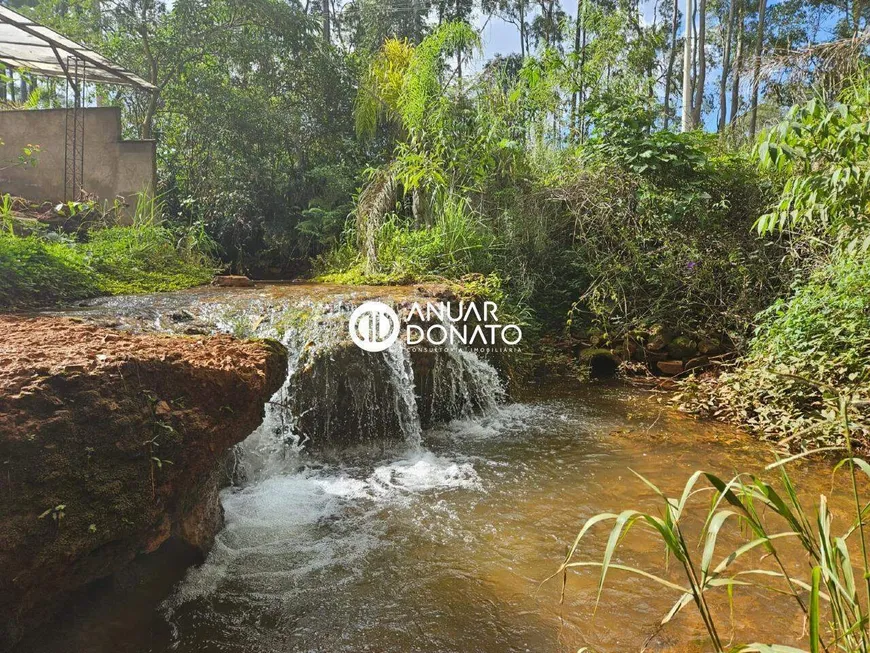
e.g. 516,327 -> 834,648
697,337 -> 724,356
656,359 -> 685,376
578,348 -> 620,378
0,316 -> 286,649
667,335 -> 698,360
646,325 -> 673,352
212,275 -> 255,287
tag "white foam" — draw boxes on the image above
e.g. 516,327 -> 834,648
166,449 -> 482,613
427,402 -> 544,440
368,451 -> 482,494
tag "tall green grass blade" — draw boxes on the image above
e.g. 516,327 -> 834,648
595,510 -> 642,609
702,511 -> 738,576
809,566 -> 821,653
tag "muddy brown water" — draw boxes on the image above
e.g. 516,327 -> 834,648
20,285 -> 860,653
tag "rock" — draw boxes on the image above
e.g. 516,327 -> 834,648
578,348 -> 620,378
154,400 -> 172,416
0,315 -> 286,649
685,356 -> 710,371
212,275 -> 255,288
656,360 -> 685,376
646,325 -> 672,352
641,349 -> 669,363
697,337 -> 724,356
667,335 -> 698,360
169,310 -> 195,323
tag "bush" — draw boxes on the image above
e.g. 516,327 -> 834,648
318,196 -> 496,284
0,208 -> 216,308
556,149 -> 786,348
679,253 -> 870,446
84,220 -> 216,294
0,234 -> 98,307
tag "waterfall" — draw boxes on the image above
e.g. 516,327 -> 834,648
232,301 -> 506,481
382,341 -> 422,446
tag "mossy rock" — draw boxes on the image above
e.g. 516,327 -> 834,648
667,335 -> 698,360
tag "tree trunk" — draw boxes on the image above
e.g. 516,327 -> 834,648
663,0 -> 680,129
140,29 -> 159,140
729,2 -> 743,127
691,0 -> 706,128
681,0 -> 694,131
571,0 -> 583,140
519,0 -> 526,58
748,0 -> 766,139
322,0 -> 330,44
718,0 -> 736,132
455,0 -> 462,82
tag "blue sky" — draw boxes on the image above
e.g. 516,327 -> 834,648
475,0 -> 659,61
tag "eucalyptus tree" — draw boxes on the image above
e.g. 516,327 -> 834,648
340,0 -> 433,52
748,0 -> 766,137
663,0 -> 680,129
691,0 -> 707,127
681,0 -> 693,130
717,0 -> 737,131
481,0 -> 533,57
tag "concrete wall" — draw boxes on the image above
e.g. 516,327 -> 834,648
0,107 -> 155,209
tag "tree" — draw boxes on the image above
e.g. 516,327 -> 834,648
718,0 -> 736,132
748,0 -> 767,138
681,0 -> 693,131
571,0 -> 588,138
729,0 -> 744,126
482,0 -> 531,57
663,0 -> 680,129
691,0 -> 706,128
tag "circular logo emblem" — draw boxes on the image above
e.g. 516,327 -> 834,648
349,301 -> 400,352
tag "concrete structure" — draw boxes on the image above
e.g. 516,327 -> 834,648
0,107 -> 155,208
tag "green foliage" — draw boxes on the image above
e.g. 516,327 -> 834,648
584,95 -> 712,181
681,253 -> 870,446
0,199 -> 216,308
320,196 -> 496,284
83,222 -> 215,295
356,22 -> 481,140
555,394 -> 870,651
0,233 -> 98,307
755,71 -> 870,251
561,111 -> 785,345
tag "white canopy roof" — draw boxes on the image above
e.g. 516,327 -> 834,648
0,5 -> 155,90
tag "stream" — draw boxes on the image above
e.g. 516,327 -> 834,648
22,284 -> 845,652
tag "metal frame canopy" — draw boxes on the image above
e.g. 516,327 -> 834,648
0,5 -> 155,90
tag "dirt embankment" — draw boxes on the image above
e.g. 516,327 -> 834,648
0,316 -> 286,649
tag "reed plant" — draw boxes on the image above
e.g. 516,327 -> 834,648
555,387 -> 870,652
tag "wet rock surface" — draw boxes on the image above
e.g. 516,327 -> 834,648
0,315 -> 286,649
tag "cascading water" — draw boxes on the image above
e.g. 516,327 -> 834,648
233,300 -> 505,480
144,291 -> 519,652
39,286 -> 832,653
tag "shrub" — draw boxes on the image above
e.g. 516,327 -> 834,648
679,253 -> 870,446
0,234 -> 98,307
0,199 -> 217,308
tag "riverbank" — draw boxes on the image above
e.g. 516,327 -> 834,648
0,315 -> 286,649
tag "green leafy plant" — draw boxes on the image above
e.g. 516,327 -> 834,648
755,70 -> 870,251
0,193 -> 216,308
680,253 -> 870,447
554,391 -> 870,652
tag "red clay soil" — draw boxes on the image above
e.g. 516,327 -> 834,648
0,315 -> 286,649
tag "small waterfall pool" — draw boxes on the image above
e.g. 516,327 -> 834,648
27,285 -> 846,652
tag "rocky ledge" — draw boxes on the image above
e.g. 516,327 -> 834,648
0,315 -> 286,649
